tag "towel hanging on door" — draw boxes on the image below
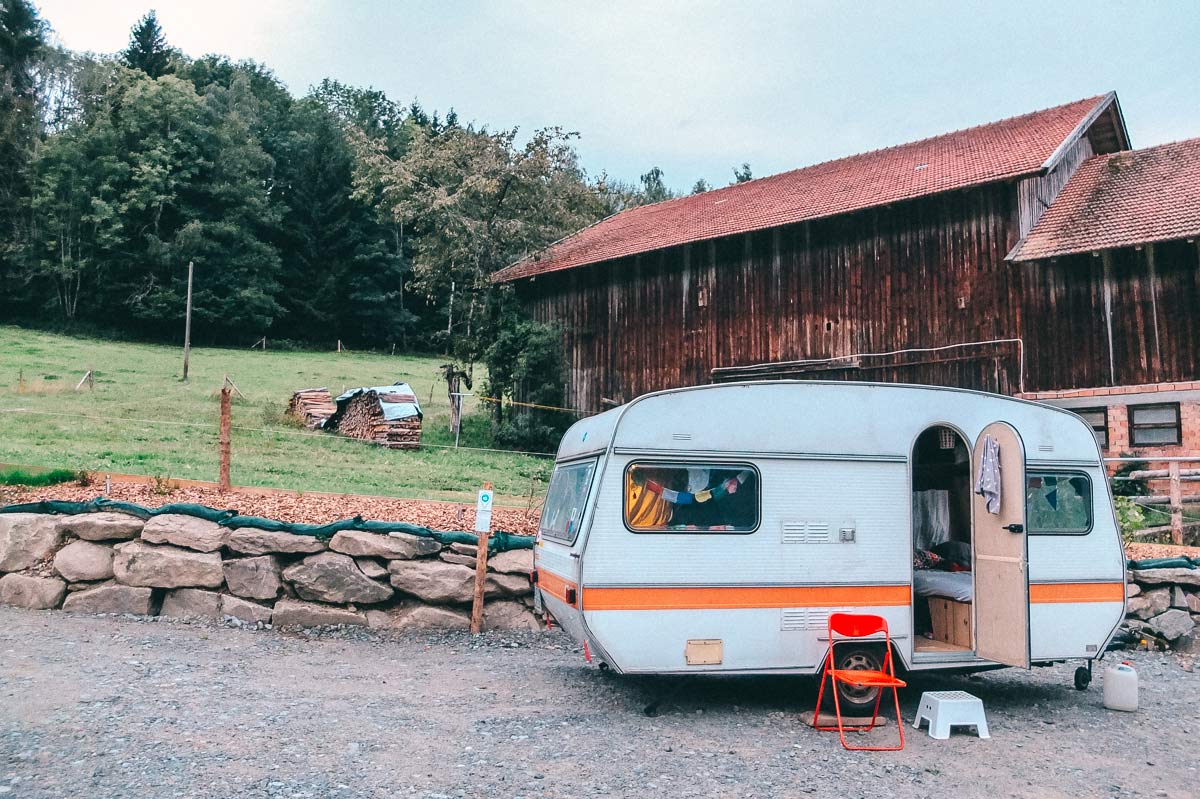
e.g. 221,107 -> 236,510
975,434 -> 1002,514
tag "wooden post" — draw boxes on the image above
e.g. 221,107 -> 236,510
470,482 -> 494,634
218,377 -> 232,492
1169,460 -> 1183,545
182,261 -> 194,381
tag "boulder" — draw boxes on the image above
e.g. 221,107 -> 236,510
160,588 -> 222,619
1130,568 -> 1200,587
354,558 -> 389,580
487,548 -> 534,575
141,514 -> 228,553
487,571 -> 533,597
57,512 -> 144,541
0,573 -> 67,609
399,604 -> 471,630
330,530 -> 441,560
221,595 -> 273,625
1147,608 -> 1196,641
388,559 -> 476,604
1126,588 -> 1171,620
223,555 -> 283,600
1175,633 -> 1200,655
1126,583 -> 1141,598
367,604 -> 470,631
1188,592 -> 1200,614
62,583 -> 153,615
0,513 -> 64,572
449,542 -> 478,557
484,600 -> 541,631
112,541 -> 224,589
1172,586 -> 1190,609
226,528 -> 327,556
282,552 -> 394,604
53,540 -> 115,582
440,552 -> 477,568
272,598 -> 366,628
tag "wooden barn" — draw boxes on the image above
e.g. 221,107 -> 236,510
493,93 -> 1200,461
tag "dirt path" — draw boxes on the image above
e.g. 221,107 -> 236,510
0,608 -> 1196,798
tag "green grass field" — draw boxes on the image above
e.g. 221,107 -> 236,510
0,326 -> 552,504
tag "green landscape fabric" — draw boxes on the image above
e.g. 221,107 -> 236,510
1126,556 -> 1200,570
0,499 -> 533,552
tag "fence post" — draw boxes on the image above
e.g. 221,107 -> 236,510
218,378 -> 232,492
1169,460 -> 1183,545
470,483 -> 494,634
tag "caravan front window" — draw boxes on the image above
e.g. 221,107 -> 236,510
624,462 -> 759,533
540,459 -> 597,544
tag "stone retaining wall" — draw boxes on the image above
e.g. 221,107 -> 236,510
1125,566 -> 1200,651
0,512 -> 539,632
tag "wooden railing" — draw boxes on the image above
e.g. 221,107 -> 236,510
1107,456 -> 1199,545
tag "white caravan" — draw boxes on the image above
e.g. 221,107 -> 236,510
533,381 -> 1125,708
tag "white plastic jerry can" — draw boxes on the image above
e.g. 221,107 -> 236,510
1102,661 -> 1139,712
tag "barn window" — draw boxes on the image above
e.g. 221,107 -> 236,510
1026,472 -> 1092,535
540,459 -> 597,544
624,462 -> 759,533
1130,403 -> 1181,446
1075,407 -> 1108,449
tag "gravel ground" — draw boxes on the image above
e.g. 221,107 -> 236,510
1,608 -> 1197,799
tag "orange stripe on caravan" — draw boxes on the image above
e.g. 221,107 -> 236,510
1029,582 -> 1125,604
537,570 -> 577,607
581,585 -> 911,612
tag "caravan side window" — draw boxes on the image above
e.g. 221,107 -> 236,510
624,462 -> 759,533
540,459 -> 597,544
1026,471 -> 1092,535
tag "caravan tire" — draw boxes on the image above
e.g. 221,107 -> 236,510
822,645 -> 886,717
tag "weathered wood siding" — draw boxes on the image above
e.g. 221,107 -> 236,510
518,180 -> 1200,414
1017,136 -> 1094,238
1021,239 -> 1200,390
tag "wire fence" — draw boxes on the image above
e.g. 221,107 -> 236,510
1106,455 -> 1200,543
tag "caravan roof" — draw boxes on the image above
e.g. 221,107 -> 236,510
555,382 -> 1100,464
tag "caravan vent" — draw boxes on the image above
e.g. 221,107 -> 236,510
1038,443 -> 1054,453
671,432 -> 692,441
781,607 -> 850,631
781,521 -> 832,544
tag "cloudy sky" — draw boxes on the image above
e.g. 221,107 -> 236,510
36,0 -> 1200,192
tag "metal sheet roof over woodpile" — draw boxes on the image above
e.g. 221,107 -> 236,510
330,384 -> 423,422
494,95 -> 1115,282
1009,137 -> 1200,262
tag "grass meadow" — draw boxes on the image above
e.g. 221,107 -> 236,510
0,326 -> 552,504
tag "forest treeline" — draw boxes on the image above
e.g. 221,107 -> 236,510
0,3 -> 750,446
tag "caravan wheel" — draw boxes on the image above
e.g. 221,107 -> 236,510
824,645 -> 886,717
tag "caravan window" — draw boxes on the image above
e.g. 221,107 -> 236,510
624,462 -> 759,533
540,459 -> 597,544
1026,472 -> 1092,535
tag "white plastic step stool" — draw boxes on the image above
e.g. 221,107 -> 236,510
912,691 -> 990,740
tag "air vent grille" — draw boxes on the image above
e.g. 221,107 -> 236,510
781,521 -> 832,544
671,432 -> 692,441
781,607 -> 851,631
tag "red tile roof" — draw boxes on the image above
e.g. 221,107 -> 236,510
495,95 -> 1111,282
1009,137 -> 1200,261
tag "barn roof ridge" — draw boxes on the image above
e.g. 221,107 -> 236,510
494,93 -> 1116,283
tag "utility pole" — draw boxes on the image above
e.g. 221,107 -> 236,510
182,261 -> 194,381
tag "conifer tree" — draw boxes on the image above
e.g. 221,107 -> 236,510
121,10 -> 174,78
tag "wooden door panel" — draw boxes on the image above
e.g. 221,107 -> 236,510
972,421 -> 1030,668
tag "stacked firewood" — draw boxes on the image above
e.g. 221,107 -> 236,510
333,390 -> 422,450
287,388 -> 336,428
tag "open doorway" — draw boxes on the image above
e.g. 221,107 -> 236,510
911,426 -> 974,654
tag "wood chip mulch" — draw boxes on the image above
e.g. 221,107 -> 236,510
5,483 -> 539,537
1125,542 -> 1200,561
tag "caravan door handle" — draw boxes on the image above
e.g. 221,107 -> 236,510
1004,523 -> 1025,533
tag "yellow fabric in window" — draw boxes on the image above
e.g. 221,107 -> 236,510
626,478 -> 671,529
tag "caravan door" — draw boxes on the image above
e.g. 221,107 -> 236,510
972,422 -> 1031,668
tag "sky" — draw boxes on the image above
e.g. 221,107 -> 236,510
34,0 -> 1200,193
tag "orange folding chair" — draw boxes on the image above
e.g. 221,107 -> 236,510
811,612 -> 907,751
